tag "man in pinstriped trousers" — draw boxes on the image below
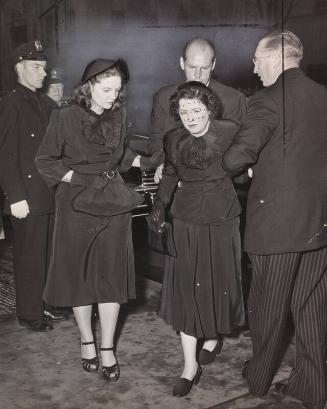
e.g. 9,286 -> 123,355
223,31 -> 327,409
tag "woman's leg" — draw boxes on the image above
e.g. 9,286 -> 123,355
180,331 -> 199,379
73,305 -> 96,361
98,302 -> 120,367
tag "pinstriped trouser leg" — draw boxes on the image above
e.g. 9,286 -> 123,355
247,248 -> 327,406
286,246 -> 327,406
246,253 -> 301,396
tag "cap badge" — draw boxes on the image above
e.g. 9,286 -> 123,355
35,40 -> 43,52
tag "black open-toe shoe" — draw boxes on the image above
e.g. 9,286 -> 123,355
100,347 -> 120,382
172,365 -> 202,397
198,338 -> 223,365
81,341 -> 99,372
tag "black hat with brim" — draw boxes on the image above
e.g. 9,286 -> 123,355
11,40 -> 47,65
81,58 -> 129,84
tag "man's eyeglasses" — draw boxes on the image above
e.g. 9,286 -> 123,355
252,52 -> 279,65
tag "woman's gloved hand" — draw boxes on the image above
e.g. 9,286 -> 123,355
149,197 -> 165,233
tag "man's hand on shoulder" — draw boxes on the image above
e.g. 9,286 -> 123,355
10,200 -> 29,219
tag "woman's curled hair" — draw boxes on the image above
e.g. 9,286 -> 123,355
73,66 -> 126,111
169,81 -> 223,121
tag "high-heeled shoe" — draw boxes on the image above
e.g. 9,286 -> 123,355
198,338 -> 223,365
81,341 -> 99,372
172,365 -> 202,397
100,347 -> 120,382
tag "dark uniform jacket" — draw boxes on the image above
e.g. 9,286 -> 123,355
148,78 -> 247,158
158,120 -> 241,225
0,84 -> 54,214
223,68 -> 327,254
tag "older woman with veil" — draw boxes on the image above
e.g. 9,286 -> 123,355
150,81 -> 245,396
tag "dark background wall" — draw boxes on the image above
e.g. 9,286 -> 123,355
1,0 -> 327,134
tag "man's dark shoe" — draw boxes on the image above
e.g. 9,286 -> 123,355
275,382 -> 324,409
44,308 -> 69,321
18,318 -> 53,332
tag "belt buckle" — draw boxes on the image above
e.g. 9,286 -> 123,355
102,170 -> 116,179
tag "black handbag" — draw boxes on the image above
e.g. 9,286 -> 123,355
71,172 -> 144,217
145,216 -> 177,257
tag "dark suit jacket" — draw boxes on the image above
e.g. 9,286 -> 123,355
147,79 -> 247,164
0,84 -> 54,215
157,120 -> 241,224
223,68 -> 327,254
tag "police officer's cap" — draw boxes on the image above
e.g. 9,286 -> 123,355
81,58 -> 129,84
45,68 -> 64,85
11,40 -> 47,65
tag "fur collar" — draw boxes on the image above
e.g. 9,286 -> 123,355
81,108 -> 122,152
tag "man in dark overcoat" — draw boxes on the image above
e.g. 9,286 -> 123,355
0,40 -> 64,331
146,37 -> 247,182
223,31 -> 327,409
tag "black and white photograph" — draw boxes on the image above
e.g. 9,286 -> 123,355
0,1 -> 326,408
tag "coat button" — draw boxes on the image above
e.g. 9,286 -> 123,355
31,133 -> 35,137
27,174 -> 32,178
196,282 -> 200,287
259,199 -> 264,203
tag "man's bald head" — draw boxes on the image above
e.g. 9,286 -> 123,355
183,38 -> 216,62
180,37 -> 216,85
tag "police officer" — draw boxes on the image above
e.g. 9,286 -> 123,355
0,40 -> 64,331
43,67 -> 65,106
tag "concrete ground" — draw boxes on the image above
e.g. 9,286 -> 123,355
0,219 -> 323,409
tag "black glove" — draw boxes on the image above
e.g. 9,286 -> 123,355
149,197 -> 165,233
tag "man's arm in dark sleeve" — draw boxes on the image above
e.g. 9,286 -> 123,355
0,97 -> 27,204
228,91 -> 247,127
223,92 -> 278,175
36,110 -> 71,187
148,90 -> 167,157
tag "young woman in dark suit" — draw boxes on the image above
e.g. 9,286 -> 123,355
36,58 -> 142,381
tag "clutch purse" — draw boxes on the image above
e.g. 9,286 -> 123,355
145,216 -> 177,257
71,172 -> 144,217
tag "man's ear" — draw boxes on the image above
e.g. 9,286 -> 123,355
273,53 -> 282,69
211,58 -> 216,71
15,61 -> 23,76
180,57 -> 185,71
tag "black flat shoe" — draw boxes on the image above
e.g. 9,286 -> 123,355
199,338 -> 223,365
100,347 -> 120,381
18,318 -> 53,332
172,366 -> 202,397
81,341 -> 99,372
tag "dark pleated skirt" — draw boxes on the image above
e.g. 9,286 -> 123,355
43,183 -> 135,307
159,217 -> 245,338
